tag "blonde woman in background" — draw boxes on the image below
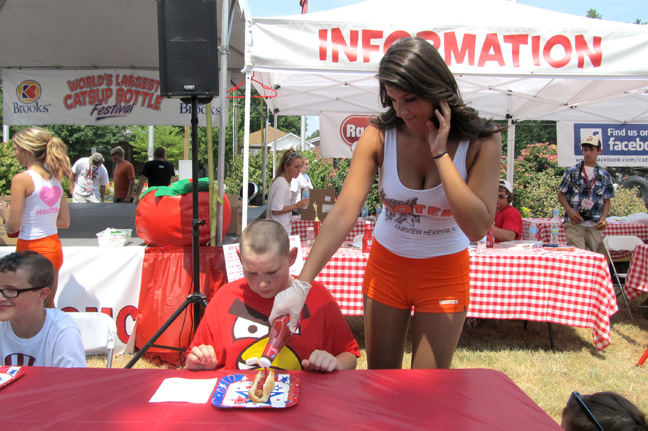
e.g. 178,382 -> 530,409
0,127 -> 71,308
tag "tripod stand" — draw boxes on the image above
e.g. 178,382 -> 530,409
126,95 -> 212,368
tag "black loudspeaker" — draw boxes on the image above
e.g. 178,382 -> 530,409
157,0 -> 219,98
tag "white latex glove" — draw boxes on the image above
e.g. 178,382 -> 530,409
269,280 -> 311,332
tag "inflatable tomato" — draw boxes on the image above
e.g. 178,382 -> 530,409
136,178 -> 231,247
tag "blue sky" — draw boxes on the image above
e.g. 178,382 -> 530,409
245,0 -> 648,134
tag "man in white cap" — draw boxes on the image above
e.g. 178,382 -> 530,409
557,135 -> 615,252
493,179 -> 523,242
69,152 -> 109,203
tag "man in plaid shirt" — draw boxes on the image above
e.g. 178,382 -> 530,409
557,135 -> 615,253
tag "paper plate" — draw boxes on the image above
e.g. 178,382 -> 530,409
500,240 -> 543,249
0,366 -> 24,390
211,373 -> 299,408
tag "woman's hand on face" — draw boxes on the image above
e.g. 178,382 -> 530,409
426,100 -> 451,158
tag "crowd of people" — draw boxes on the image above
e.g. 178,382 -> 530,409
0,37 -> 642,427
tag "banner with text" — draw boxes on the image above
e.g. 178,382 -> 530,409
2,69 -> 221,127
557,122 -> 648,167
320,112 -> 373,158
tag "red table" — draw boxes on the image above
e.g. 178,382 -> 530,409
291,216 -> 375,242
624,243 -> 648,300
0,367 -> 562,430
314,246 -> 617,350
523,218 -> 648,258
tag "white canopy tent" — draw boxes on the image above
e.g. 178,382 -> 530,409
240,0 -> 648,226
0,0 -> 250,243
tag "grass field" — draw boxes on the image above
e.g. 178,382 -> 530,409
92,298 -> 648,425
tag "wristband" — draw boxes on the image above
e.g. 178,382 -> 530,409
432,151 -> 447,160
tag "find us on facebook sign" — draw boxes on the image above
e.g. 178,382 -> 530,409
574,124 -> 648,166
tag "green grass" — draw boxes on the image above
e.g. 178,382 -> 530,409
91,297 -> 648,425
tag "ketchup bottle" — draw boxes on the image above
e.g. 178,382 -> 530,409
362,221 -> 373,253
258,315 -> 295,369
486,222 -> 495,248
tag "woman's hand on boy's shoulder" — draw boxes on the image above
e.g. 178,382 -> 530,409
186,344 -> 218,371
301,350 -> 340,373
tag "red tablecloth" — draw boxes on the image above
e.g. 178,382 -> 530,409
291,216 -> 375,242
624,243 -> 648,300
314,246 -> 617,350
523,218 -> 648,258
0,367 -> 561,431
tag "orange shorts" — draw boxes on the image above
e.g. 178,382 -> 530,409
362,240 -> 470,313
16,234 -> 64,271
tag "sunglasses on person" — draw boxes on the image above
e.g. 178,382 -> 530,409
0,286 -> 47,299
568,391 -> 605,431
498,193 -> 508,200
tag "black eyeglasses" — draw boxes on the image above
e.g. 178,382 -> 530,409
0,286 -> 47,299
569,391 -> 605,431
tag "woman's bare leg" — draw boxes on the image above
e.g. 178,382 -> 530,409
410,309 -> 467,369
363,295 -> 411,369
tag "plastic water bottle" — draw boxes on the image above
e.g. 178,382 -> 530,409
305,226 -> 315,248
375,204 -> 382,217
361,201 -> 369,218
528,221 -> 538,242
477,236 -> 487,254
552,206 -> 560,222
302,188 -> 310,200
550,222 -> 560,245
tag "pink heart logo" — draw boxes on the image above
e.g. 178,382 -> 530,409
40,186 -> 62,207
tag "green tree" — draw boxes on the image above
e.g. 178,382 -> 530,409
587,9 -> 602,19
0,141 -> 22,195
128,125 -> 186,165
46,125 -> 129,162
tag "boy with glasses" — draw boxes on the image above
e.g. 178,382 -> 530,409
0,251 -> 86,367
493,179 -> 523,242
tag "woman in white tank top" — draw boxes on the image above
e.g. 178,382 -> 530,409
270,37 -> 505,370
0,127 -> 71,308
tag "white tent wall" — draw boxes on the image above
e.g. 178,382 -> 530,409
241,0 -> 648,226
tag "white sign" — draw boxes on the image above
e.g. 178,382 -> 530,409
2,69 -> 221,126
320,112 -> 373,158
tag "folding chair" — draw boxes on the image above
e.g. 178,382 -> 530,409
68,312 -> 117,368
602,235 -> 644,319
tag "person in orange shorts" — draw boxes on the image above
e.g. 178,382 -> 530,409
269,37 -> 503,370
0,127 -> 71,308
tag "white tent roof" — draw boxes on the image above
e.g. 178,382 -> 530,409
0,0 -> 249,83
246,0 -> 648,123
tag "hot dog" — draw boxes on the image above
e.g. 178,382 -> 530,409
248,368 -> 275,403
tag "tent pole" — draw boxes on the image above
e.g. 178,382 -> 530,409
262,103 -> 269,204
301,116 -> 306,151
147,126 -> 154,160
242,71 -> 252,229
273,115 -> 278,178
2,125 -> 8,142
506,93 -> 515,185
217,0 -> 230,246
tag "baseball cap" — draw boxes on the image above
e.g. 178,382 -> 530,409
580,135 -> 601,149
498,179 -> 513,194
89,153 -> 104,166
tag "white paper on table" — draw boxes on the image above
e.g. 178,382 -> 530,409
149,377 -> 219,403
223,235 -> 304,282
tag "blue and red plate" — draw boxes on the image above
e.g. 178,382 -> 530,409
0,366 -> 24,390
211,373 -> 300,408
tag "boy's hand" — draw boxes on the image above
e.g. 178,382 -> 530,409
269,280 -> 311,332
186,344 -> 218,370
301,350 -> 340,373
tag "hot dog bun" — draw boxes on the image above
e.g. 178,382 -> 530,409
248,368 -> 275,403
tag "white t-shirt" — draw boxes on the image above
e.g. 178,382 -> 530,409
71,157 -> 109,198
0,309 -> 87,367
290,173 -> 313,203
267,176 -> 293,233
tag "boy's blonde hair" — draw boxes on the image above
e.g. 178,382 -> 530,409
239,219 -> 289,258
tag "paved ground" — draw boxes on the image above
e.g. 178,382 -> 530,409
58,202 -> 266,246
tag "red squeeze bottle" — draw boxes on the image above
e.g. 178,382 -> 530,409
258,315 -> 294,369
486,222 -> 495,248
362,221 -> 373,253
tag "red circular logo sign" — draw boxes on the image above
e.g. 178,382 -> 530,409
340,115 -> 370,150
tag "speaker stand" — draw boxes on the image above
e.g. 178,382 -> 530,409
126,95 -> 212,368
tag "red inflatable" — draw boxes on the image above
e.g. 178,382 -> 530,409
136,191 -> 231,247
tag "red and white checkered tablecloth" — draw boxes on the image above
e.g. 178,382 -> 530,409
523,218 -> 648,258
291,217 -> 375,243
314,246 -> 617,350
624,244 -> 648,300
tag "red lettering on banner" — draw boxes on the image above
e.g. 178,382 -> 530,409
362,30 -> 384,61
503,35 -> 528,67
317,28 -> 604,70
117,306 -> 138,344
544,35 -> 572,68
478,33 -> 505,67
331,28 -> 359,62
444,32 -> 477,66
416,31 -> 441,50
575,35 -> 602,68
